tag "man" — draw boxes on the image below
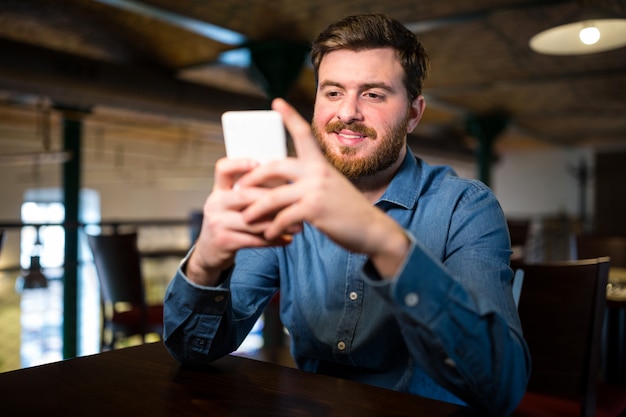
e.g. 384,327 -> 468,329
164,13 -> 529,416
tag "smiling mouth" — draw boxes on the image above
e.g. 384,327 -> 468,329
337,131 -> 366,139
324,121 -> 377,144
335,131 -> 367,145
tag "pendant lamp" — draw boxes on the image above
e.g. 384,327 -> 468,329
529,3 -> 626,55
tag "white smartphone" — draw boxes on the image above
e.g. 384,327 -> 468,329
221,110 -> 287,164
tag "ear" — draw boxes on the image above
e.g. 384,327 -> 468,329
406,96 -> 426,134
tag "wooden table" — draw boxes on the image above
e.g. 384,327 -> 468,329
0,342 -> 475,416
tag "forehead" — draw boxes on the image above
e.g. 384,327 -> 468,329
318,48 -> 404,86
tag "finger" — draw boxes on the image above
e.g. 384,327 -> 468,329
222,230 -> 285,249
272,98 -> 325,162
208,210 -> 281,248
263,202 -> 305,241
210,185 -> 272,215
265,222 -> 303,242
214,157 -> 259,190
221,219 -> 294,249
233,225 -> 295,247
239,183 -> 305,240
236,158 -> 296,189
241,181 -> 299,224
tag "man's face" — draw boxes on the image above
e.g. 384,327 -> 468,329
312,48 -> 424,179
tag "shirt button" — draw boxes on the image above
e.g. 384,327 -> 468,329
337,341 -> 346,351
349,291 -> 358,301
404,292 -> 419,307
444,358 -> 457,368
214,295 -> 225,302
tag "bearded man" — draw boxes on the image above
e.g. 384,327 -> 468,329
163,13 -> 529,417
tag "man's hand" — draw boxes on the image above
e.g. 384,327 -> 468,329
186,158 -> 292,286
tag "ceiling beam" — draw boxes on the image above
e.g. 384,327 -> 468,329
404,0 -> 573,33
426,66 -> 626,96
0,38 -> 277,124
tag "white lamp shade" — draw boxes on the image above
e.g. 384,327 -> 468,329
530,18 -> 626,55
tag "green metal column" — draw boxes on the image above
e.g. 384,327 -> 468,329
466,113 -> 508,187
247,40 -> 311,100
59,106 -> 89,359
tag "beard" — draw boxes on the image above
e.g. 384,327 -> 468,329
312,110 -> 410,179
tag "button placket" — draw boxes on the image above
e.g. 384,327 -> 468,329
333,253 -> 365,360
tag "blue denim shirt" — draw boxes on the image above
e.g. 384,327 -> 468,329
163,148 -> 530,416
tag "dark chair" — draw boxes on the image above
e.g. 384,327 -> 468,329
576,234 -> 626,385
513,258 -> 626,417
87,231 -> 163,351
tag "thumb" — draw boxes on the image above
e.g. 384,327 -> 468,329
272,98 -> 325,161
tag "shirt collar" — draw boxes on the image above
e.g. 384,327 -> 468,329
377,146 -> 422,210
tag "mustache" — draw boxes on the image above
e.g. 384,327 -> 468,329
324,121 -> 377,139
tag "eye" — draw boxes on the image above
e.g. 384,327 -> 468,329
364,92 -> 385,101
324,90 -> 343,100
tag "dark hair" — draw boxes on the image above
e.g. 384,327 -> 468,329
311,13 -> 429,101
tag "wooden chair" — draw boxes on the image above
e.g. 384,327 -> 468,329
512,258 -> 626,417
87,231 -> 163,351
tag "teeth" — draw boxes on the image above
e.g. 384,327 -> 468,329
339,133 -> 364,139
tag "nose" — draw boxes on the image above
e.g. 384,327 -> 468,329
336,94 -> 363,123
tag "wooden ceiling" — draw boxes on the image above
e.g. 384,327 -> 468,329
0,0 -> 625,185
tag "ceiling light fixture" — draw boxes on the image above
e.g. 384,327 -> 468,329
529,4 -> 626,55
